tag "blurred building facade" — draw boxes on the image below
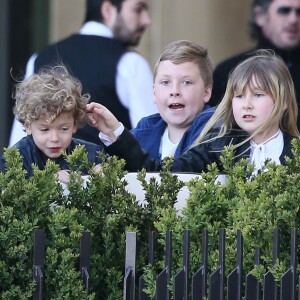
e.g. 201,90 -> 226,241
0,0 -> 253,153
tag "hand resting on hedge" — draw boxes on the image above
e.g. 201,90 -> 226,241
57,164 -> 102,184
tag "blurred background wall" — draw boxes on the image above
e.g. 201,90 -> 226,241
0,0 -> 254,152
50,0 -> 254,67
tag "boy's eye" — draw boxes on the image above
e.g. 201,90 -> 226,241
183,80 -> 192,85
255,93 -> 264,97
61,127 -> 69,131
161,80 -> 170,85
40,128 -> 49,132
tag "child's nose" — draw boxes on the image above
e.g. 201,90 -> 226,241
50,131 -> 59,141
242,95 -> 253,109
170,91 -> 180,97
170,84 -> 181,97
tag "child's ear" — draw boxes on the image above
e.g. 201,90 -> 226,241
153,84 -> 157,104
24,123 -> 32,135
72,123 -> 78,134
204,85 -> 212,103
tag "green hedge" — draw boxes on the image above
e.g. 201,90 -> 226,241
1,138 -> 300,299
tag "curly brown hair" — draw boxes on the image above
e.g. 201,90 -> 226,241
13,65 -> 90,128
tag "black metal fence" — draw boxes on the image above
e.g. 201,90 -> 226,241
32,229 -> 91,300
31,228 -> 298,299
123,229 -> 298,300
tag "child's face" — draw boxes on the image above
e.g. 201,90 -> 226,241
24,112 -> 77,158
153,60 -> 211,130
232,77 -> 279,143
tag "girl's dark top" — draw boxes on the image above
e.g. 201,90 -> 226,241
1,135 -> 103,177
104,128 -> 295,173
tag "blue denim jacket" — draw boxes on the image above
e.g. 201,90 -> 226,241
131,105 -> 215,160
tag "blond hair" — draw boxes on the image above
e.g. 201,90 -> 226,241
153,40 -> 213,87
13,65 -> 90,128
195,49 -> 299,145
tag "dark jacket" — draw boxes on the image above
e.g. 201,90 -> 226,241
34,34 -> 130,144
131,105 -> 215,159
1,135 -> 103,177
105,128 -> 295,173
211,35 -> 300,128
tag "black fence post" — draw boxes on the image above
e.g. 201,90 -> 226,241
227,230 -> 243,300
80,230 -> 91,293
245,247 -> 261,300
156,230 -> 172,300
209,228 -> 225,300
298,275 -> 300,300
174,229 -> 190,300
263,229 -> 279,300
139,231 -> 155,300
123,232 -> 137,300
281,228 -> 297,300
192,229 -> 208,300
33,229 -> 45,300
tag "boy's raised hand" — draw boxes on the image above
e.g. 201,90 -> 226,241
87,102 -> 120,141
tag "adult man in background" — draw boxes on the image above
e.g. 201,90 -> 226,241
10,0 -> 157,145
211,0 -> 300,127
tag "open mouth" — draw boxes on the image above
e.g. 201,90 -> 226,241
243,115 -> 255,120
169,103 -> 185,110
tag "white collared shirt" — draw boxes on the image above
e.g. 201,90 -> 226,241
249,129 -> 283,174
9,21 -> 157,147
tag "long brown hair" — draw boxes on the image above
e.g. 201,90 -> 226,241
195,49 -> 299,146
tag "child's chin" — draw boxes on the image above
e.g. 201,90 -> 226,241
45,151 -> 62,159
